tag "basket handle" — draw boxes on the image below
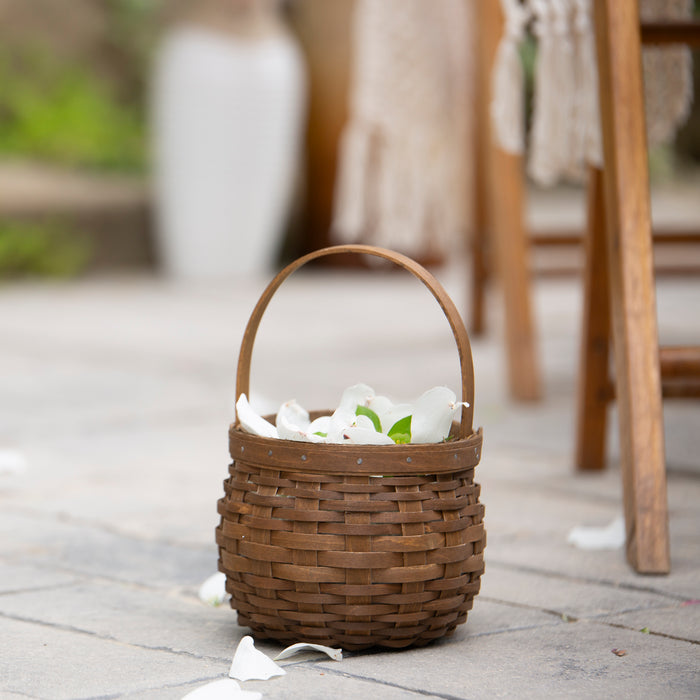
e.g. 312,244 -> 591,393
236,244 -> 476,438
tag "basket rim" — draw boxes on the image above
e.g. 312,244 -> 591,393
228,422 -> 483,475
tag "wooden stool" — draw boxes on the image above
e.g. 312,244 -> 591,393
575,2 -> 700,574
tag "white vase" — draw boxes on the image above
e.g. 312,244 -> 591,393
151,10 -> 306,279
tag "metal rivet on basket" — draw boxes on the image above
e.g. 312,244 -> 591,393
240,446 -> 244,453
268,450 -> 273,457
357,458 -> 363,465
301,454 -> 307,461
454,453 -> 459,460
406,457 -> 412,463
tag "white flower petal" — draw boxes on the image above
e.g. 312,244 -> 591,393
567,516 -> 626,550
0,449 -> 26,475
352,414 -> 375,431
330,383 -> 375,425
182,678 -> 261,700
308,415 -> 332,434
273,642 -> 343,662
342,427 -> 395,445
276,399 -> 311,431
410,387 -> 460,443
338,383 -> 375,412
236,394 -> 278,438
277,414 -> 327,443
198,572 -> 229,607
379,403 -> 413,434
229,636 -> 286,681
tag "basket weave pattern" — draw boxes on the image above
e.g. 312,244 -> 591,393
216,245 -> 485,650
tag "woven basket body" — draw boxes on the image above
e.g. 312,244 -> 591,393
217,245 -> 485,650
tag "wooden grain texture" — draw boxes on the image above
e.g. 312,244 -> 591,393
594,0 -> 670,574
640,20 -> 700,46
471,0 -> 541,401
576,167 -> 611,472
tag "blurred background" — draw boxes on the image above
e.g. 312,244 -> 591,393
0,0 -> 697,282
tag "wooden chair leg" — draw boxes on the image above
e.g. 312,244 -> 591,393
472,0 -> 541,401
468,0 -> 494,338
576,166 -> 611,471
594,0 -> 670,573
469,151 -> 489,337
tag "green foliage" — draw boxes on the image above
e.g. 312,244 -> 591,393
0,220 -> 91,278
388,416 -> 412,445
355,405 -> 382,432
0,47 -> 146,172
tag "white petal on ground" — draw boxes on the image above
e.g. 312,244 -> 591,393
0,449 -> 26,475
410,386 -> 461,443
182,678 -> 261,700
229,636 -> 286,681
198,572 -> 229,607
342,427 -> 395,445
236,394 -> 278,438
567,516 -> 626,550
273,642 -> 343,662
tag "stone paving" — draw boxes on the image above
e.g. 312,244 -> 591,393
1,262 -> 698,699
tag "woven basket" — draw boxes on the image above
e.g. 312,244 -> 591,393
216,245 -> 485,650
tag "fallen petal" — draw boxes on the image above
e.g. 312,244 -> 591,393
198,572 -> 229,607
273,642 -> 343,662
0,448 -> 26,475
567,516 -> 626,550
229,636 -> 286,681
236,394 -> 278,438
182,678 -> 261,700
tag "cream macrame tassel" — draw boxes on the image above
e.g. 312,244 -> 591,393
527,0 -> 560,185
490,0 -> 530,154
570,0 -> 602,172
641,0 -> 694,146
331,0 -> 472,259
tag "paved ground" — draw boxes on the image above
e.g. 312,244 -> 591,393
1,258 -> 699,699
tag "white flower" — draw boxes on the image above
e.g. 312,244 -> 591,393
235,384 -> 468,445
236,394 -> 277,438
276,399 -> 327,442
410,386 -> 468,444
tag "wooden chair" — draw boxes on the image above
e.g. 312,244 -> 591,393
470,0 -> 541,402
576,2 -> 700,574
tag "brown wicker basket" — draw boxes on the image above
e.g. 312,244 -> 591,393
216,244 -> 484,650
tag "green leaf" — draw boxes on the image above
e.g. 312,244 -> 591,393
355,405 -> 382,432
388,415 -> 412,444
313,432 -> 327,438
